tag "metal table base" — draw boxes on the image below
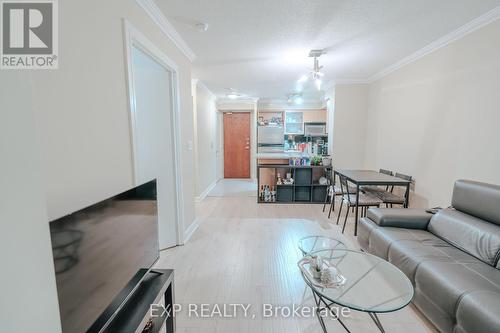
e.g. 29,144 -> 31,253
310,288 -> 387,333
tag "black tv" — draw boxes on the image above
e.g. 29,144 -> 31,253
49,180 -> 159,333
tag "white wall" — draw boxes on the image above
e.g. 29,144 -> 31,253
0,73 -> 62,332
311,19 -> 500,208
362,18 -> 500,207
332,84 -> 369,169
30,0 -> 196,235
194,82 -> 218,198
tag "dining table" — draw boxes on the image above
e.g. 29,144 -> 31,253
334,169 -> 412,236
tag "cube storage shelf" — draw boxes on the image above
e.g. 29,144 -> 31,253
257,164 -> 332,204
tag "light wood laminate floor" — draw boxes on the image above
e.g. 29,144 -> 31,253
155,184 -> 436,333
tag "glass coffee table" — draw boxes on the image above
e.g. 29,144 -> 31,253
298,249 -> 414,333
298,236 -> 347,256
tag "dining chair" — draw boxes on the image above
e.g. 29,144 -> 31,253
372,172 -> 412,207
323,173 -> 357,218
336,175 -> 382,234
363,169 -> 393,194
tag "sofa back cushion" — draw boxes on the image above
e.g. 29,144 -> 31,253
428,209 -> 500,267
452,179 -> 500,226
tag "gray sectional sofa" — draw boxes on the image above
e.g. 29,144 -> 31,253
358,180 -> 500,333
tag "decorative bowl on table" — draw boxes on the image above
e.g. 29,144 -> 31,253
298,256 -> 346,288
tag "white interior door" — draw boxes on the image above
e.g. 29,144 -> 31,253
131,45 -> 178,249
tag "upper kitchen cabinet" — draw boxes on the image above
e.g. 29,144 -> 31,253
284,110 -> 328,135
284,111 -> 304,134
303,110 -> 327,124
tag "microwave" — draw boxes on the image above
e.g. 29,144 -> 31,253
304,122 -> 327,136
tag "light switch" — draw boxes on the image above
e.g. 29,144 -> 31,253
187,140 -> 193,151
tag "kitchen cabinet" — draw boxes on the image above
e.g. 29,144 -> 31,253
303,110 -> 327,124
284,111 -> 304,134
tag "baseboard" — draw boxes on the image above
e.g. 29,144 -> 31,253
194,180 -> 217,202
183,220 -> 199,243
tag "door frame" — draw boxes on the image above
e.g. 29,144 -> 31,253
122,19 -> 185,246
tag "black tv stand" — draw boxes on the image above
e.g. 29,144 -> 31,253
89,269 -> 175,333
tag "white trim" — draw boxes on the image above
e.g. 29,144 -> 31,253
257,99 -> 326,110
136,0 -> 196,62
368,5 -> 500,82
191,78 -> 199,210
196,79 -> 217,99
195,179 -> 217,202
123,20 -> 185,246
216,98 -> 258,111
333,79 -> 370,85
184,220 -> 199,243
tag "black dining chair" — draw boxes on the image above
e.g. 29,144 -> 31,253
336,175 -> 382,234
372,172 -> 412,207
323,173 -> 357,218
363,169 -> 393,194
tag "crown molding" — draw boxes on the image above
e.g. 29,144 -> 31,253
136,0 -> 196,62
258,98 -> 326,110
192,79 -> 216,99
368,5 -> 500,82
216,98 -> 258,111
333,79 -> 370,85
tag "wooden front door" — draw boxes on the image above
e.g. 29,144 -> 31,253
223,112 -> 250,178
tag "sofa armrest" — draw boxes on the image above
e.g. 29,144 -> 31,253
366,208 -> 432,229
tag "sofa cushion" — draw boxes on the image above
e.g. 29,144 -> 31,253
455,291 -> 500,333
387,237 -> 477,284
358,217 -> 437,260
358,217 -> 376,251
366,208 -> 432,229
413,291 -> 454,333
452,179 -> 500,226
428,209 -> 500,267
414,261 -> 500,328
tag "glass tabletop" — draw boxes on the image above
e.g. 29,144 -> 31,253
298,236 -> 347,256
299,249 -> 414,313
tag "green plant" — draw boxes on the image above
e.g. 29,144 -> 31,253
311,156 -> 322,166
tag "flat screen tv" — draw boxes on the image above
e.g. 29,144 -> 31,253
49,180 -> 159,333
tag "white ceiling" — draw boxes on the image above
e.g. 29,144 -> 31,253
155,0 -> 500,101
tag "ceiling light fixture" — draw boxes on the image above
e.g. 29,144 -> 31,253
226,88 -> 242,100
297,49 -> 326,91
286,93 -> 303,105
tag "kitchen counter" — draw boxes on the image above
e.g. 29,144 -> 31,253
256,151 -> 312,159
